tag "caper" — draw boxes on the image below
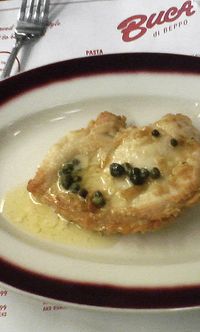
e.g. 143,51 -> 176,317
91,191 -> 106,207
140,168 -> 150,180
150,167 -> 161,179
130,173 -> 145,185
91,196 -> 106,207
78,188 -> 88,198
61,163 -> 74,174
131,167 -> 141,176
69,182 -> 80,193
110,163 -> 125,177
93,191 -> 103,197
170,138 -> 178,147
73,175 -> 82,182
152,129 -> 160,137
60,174 -> 73,190
122,162 -> 133,176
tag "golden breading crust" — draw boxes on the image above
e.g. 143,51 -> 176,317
27,112 -> 200,235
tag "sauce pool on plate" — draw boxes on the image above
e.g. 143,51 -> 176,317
0,185 -> 118,249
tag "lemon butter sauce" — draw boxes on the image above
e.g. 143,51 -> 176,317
1,185 -> 118,249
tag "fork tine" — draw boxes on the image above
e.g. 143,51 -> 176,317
34,0 -> 42,22
19,0 -> 28,21
33,0 -> 49,23
27,0 -> 35,21
42,0 -> 50,22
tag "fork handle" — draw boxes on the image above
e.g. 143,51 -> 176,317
1,38 -> 24,79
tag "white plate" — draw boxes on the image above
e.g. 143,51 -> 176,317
1,53 -> 200,310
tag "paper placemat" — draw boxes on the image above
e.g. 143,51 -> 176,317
1,0 -> 200,331
0,0 -> 200,76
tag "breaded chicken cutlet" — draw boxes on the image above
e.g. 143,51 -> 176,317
27,112 -> 200,235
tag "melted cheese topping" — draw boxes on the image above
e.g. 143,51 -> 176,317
76,118 -> 200,210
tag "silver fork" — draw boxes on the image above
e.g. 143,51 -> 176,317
1,0 -> 50,79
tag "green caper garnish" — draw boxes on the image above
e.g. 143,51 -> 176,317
150,167 -> 161,179
130,173 -> 145,185
61,163 -> 74,174
73,175 -> 82,182
60,174 -> 73,190
151,129 -> 160,137
110,163 -> 125,177
131,167 -> 141,176
78,188 -> 88,198
170,138 -> 178,147
140,168 -> 150,180
69,182 -> 80,193
91,191 -> 106,208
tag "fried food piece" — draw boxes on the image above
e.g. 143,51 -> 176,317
27,112 -> 200,234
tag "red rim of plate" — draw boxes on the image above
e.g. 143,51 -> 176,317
1,53 -> 200,310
